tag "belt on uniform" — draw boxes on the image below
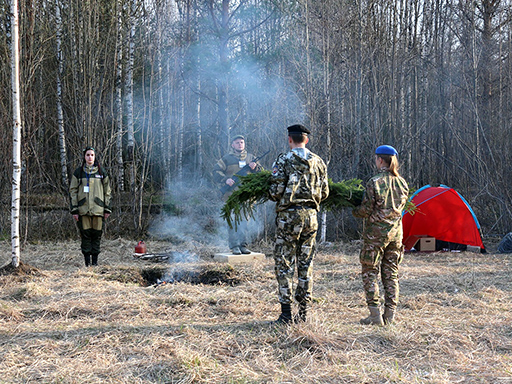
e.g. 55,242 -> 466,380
286,205 -> 315,211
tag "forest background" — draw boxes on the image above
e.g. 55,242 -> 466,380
1,0 -> 511,246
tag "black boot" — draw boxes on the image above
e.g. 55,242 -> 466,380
83,253 -> 91,267
91,254 -> 98,266
273,303 -> 292,325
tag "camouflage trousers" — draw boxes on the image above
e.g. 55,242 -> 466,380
360,235 -> 404,309
273,208 -> 318,305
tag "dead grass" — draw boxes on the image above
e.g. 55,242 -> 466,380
0,239 -> 511,383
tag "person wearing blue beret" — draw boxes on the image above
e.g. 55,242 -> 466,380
352,145 -> 409,325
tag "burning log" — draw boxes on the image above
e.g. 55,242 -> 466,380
153,278 -> 169,287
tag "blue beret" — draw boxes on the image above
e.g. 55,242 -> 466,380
375,145 -> 398,156
287,124 -> 311,135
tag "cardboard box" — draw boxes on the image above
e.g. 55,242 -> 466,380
418,237 -> 436,252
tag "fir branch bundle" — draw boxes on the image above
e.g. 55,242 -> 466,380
222,173 -> 366,228
221,172 -> 417,229
221,171 -> 273,229
322,178 -> 364,210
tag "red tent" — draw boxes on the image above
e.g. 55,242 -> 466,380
402,185 -> 485,252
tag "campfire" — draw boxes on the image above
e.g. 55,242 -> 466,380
141,263 -> 243,287
133,242 -> 244,287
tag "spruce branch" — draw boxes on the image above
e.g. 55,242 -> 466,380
221,171 -> 416,229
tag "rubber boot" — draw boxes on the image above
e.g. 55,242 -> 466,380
83,253 -> 91,267
360,306 -> 384,326
295,302 -> 307,323
273,303 -> 292,325
91,254 -> 98,266
383,307 -> 395,325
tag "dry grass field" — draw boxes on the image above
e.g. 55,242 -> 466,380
0,238 -> 511,383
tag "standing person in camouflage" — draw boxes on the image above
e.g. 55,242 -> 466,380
268,124 -> 329,324
352,145 -> 409,325
213,135 -> 262,255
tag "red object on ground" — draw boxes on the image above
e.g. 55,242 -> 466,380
135,240 -> 147,254
402,185 -> 485,251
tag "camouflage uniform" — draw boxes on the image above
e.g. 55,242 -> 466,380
352,167 -> 409,310
213,149 -> 262,249
269,148 -> 329,305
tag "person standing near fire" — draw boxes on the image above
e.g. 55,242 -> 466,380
268,124 -> 329,324
352,145 -> 409,326
69,146 -> 112,267
213,135 -> 262,255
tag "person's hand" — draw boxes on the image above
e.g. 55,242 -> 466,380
249,162 -> 257,170
226,178 -> 235,186
73,214 -> 79,222
104,213 -> 110,219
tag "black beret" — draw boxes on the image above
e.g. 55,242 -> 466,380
287,124 -> 311,135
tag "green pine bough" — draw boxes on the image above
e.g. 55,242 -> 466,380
221,171 -> 273,229
221,170 -> 416,229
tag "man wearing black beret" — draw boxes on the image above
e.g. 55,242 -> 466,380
268,124 -> 329,324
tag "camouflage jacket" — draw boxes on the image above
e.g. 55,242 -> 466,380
352,168 -> 409,238
212,149 -> 262,200
269,148 -> 329,212
69,165 -> 112,217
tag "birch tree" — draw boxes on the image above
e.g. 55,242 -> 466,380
115,0 -> 125,192
11,0 -> 21,268
56,0 -> 68,190
125,0 -> 136,192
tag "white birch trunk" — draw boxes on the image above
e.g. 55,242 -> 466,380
125,0 -> 136,192
157,48 -> 165,184
320,21 -> 331,244
155,3 -> 168,186
195,6 -> 202,179
196,70 -> 203,178
115,0 -> 125,191
56,0 -> 68,189
11,0 -> 22,268
178,88 -> 184,180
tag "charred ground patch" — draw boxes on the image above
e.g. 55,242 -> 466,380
146,263 -> 244,286
96,263 -> 244,287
